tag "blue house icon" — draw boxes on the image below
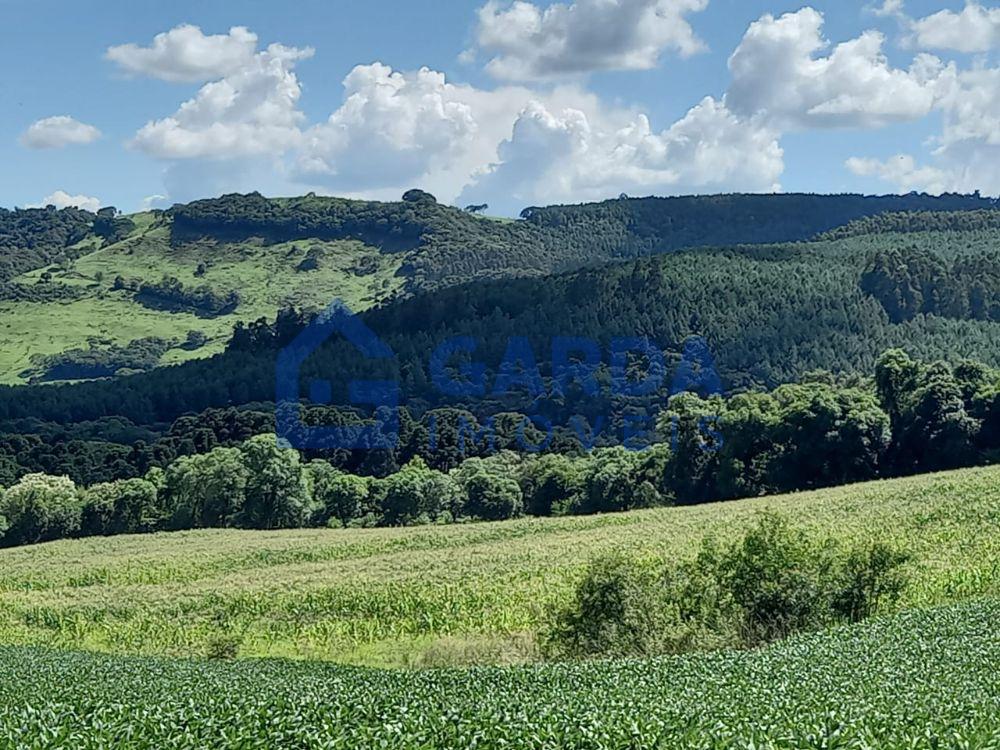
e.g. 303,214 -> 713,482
275,300 -> 399,450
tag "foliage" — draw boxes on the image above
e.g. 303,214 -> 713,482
0,473 -> 81,547
452,457 -> 524,521
376,457 -> 455,525
130,275 -> 240,317
307,461 -> 367,526
23,336 -> 175,382
80,478 -> 160,536
546,515 -> 910,657
236,434 -> 315,529
0,350 -> 997,543
162,447 -> 248,529
545,552 -> 675,657
0,206 -> 95,283
92,208 -> 135,245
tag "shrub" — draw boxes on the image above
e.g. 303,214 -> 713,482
204,634 -> 240,661
545,552 -> 678,658
831,542 -> 910,622
718,514 -> 833,644
546,515 -> 911,659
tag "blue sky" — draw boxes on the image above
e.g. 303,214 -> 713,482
1,0 -> 997,214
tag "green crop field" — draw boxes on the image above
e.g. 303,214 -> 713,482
1,599 -> 998,748
1,465 -> 998,667
0,213 -> 404,384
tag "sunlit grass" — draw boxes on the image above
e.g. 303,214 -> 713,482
1,465 -> 998,666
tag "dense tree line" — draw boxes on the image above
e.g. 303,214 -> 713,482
861,246 -> 1000,322
1,350 -> 998,548
520,193 -> 998,252
123,275 -> 240,317
818,208 -> 1000,241
0,206 -> 96,283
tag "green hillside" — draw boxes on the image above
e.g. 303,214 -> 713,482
1,465 -> 997,666
3,598 -> 998,748
0,211 -> 404,384
5,216 -> 1000,428
0,191 -> 996,385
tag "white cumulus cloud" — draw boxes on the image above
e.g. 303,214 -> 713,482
909,2 -> 1000,54
130,42 -> 312,160
20,116 -> 101,149
726,7 -> 942,129
297,64 -> 481,191
293,61 -> 781,211
846,154 -> 952,193
848,63 -> 1000,196
27,191 -> 102,212
470,0 -> 709,80
458,97 -> 782,214
870,0 -> 906,19
106,25 -> 261,83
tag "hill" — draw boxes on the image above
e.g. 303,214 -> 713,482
3,213 -> 1000,429
0,209 -> 406,385
1,465 -> 997,666
0,191 -> 995,385
3,598 -> 998,748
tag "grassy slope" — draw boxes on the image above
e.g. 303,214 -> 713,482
1,465 -> 998,666
0,214 -> 404,383
2,599 -> 998,748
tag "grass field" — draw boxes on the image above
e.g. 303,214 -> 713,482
1,465 -> 999,667
0,214 -> 404,383
2,599 -> 998,748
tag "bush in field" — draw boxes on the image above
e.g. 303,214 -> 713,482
545,552 -> 677,658
717,514 -> 833,644
831,542 -> 911,622
546,514 -> 911,657
0,473 -> 81,547
237,435 -> 315,529
81,478 -> 161,536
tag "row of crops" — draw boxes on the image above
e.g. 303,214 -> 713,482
2,599 -> 998,749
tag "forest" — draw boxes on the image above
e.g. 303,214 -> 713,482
1,349 -> 997,548
2,195 -> 1000,546
2,209 -> 999,431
